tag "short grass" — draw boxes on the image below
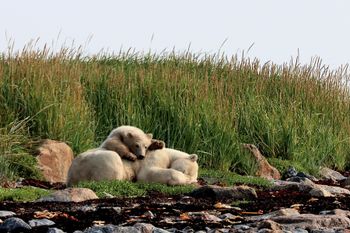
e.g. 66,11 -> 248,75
199,169 -> 272,188
1,44 -> 350,180
0,187 -> 51,202
76,180 -> 196,198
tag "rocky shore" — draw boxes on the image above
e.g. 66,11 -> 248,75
0,168 -> 350,233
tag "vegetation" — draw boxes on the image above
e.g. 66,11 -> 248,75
1,44 -> 350,181
200,169 -> 272,187
76,180 -> 196,198
0,187 -> 51,201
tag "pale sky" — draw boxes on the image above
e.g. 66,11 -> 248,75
1,0 -> 350,68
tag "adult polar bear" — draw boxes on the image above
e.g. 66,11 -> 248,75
66,148 -> 199,186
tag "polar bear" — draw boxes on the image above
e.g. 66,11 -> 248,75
100,125 -> 163,161
137,151 -> 198,185
66,148 -> 199,186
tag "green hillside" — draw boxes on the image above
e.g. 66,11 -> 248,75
1,46 -> 350,180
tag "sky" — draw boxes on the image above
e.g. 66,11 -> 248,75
1,0 -> 350,69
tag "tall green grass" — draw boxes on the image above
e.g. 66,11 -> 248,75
1,45 -> 350,178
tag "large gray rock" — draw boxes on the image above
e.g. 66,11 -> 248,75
319,167 -> 346,182
189,185 -> 257,201
271,213 -> 350,231
272,179 -> 350,197
0,217 -> 32,232
36,139 -> 74,183
28,218 -> 55,227
37,188 -> 98,202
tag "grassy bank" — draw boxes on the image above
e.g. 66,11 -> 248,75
1,45 -> 350,180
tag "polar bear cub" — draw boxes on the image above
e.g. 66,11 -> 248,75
136,148 -> 199,185
100,125 -> 155,161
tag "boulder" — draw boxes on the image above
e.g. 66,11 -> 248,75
271,213 -> 350,231
36,139 -> 74,183
36,188 -> 98,202
319,167 -> 346,182
189,185 -> 257,201
0,217 -> 32,232
242,144 -> 281,180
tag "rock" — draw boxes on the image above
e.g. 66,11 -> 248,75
242,144 -> 281,180
36,139 -> 74,183
270,213 -> 350,231
37,188 -> 98,202
133,223 -> 154,233
284,167 -> 318,182
0,217 -> 32,232
181,226 -> 195,233
28,218 -> 55,227
153,228 -> 170,233
313,184 -> 350,197
272,179 -> 350,197
47,228 -> 66,233
272,179 -> 315,193
246,208 -> 300,222
257,220 -> 282,231
83,225 -> 140,233
189,185 -> 257,201
0,210 -> 16,217
319,167 -> 346,182
309,187 -> 334,197
187,212 -> 222,222
342,177 -> 350,187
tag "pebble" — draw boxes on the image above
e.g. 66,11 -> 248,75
47,228 -> 66,233
28,218 -> 55,227
0,217 -> 32,232
153,228 -> 171,233
0,210 -> 16,217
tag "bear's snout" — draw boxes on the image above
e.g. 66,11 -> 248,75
137,154 -> 145,160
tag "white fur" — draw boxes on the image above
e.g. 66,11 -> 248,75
66,148 -> 198,186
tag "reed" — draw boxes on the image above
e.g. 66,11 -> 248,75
1,45 -> 349,178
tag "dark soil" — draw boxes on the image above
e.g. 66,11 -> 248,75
1,179 -> 350,232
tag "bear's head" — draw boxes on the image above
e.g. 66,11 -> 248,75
170,154 -> 199,183
123,132 -> 153,160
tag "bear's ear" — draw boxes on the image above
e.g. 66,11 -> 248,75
146,133 -> 153,139
148,139 -> 165,150
127,132 -> 134,138
189,154 -> 198,162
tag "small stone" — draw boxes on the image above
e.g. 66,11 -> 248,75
77,205 -> 97,212
181,226 -> 194,233
29,218 -> 55,227
257,220 -> 282,231
133,223 -> 154,233
143,210 -> 155,219
102,192 -> 115,198
0,217 -> 32,232
153,228 -> 171,233
47,228 -> 66,233
0,210 -> 16,217
293,228 -> 308,233
113,207 -> 122,214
